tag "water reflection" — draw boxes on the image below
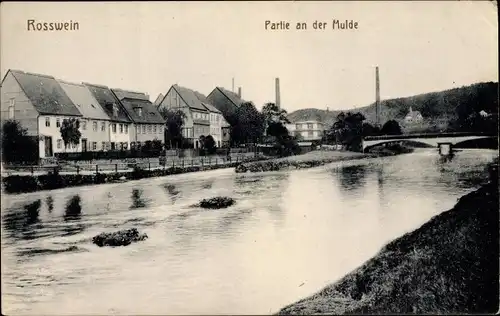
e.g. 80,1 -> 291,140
45,196 -> 54,212
25,200 -> 41,226
335,165 -> 368,192
163,184 -> 181,203
130,189 -> 148,210
64,195 -> 82,221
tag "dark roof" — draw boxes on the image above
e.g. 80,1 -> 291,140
215,87 -> 245,107
112,89 -> 150,101
83,83 -> 131,123
172,85 -> 209,112
10,70 -> 82,116
201,102 -> 221,113
117,97 -> 165,124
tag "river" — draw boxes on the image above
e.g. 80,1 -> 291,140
1,149 -> 497,315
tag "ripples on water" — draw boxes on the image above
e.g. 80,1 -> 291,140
1,149 -> 497,315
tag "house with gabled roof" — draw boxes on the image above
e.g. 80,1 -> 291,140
200,101 -> 227,148
1,69 -> 83,158
157,84 -> 212,149
206,87 -> 245,146
206,87 -> 245,119
111,88 -> 165,148
58,80 -> 112,152
83,83 -> 132,151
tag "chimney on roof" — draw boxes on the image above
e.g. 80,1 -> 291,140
275,78 -> 281,109
238,87 -> 242,98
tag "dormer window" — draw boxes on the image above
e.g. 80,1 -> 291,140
134,107 -> 143,117
112,104 -> 119,117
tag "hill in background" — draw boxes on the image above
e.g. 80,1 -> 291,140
287,82 -> 498,132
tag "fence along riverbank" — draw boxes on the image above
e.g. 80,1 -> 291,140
1,155 -> 269,194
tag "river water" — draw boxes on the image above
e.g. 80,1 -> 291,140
1,149 -> 497,315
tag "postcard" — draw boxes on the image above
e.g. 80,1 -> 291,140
1,1 -> 498,315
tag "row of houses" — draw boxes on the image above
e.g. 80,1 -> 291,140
1,69 -> 247,158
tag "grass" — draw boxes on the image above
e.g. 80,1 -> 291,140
278,175 -> 499,314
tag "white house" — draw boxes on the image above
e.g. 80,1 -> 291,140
0,69 -> 83,158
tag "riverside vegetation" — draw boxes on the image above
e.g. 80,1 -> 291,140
235,146 -> 411,173
1,157 -> 269,194
278,162 -> 499,315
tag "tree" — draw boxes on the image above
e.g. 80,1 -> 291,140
327,111 -> 366,151
159,108 -> 187,149
1,120 -> 38,164
362,122 -> 381,137
230,102 -> 265,146
203,135 -> 217,155
380,120 -> 403,135
266,121 -> 289,138
59,118 -> 81,151
262,102 -> 290,125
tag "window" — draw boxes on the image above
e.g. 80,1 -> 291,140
147,125 -> 152,134
57,139 -> 62,149
308,131 -> 313,136
307,123 -> 313,129
102,142 -> 106,151
159,126 -> 163,134
119,124 -> 123,133
125,125 -> 128,134
92,142 -> 97,150
92,121 -> 98,131
82,120 -> 87,130
134,107 -> 143,117
142,125 -> 146,133
153,125 -> 157,133
55,118 -> 60,128
8,98 -> 15,119
137,125 -> 141,134
45,117 -> 51,127
123,142 -> 128,150
101,122 -> 106,132
112,123 -> 117,133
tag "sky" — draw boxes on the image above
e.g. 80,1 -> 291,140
1,1 -> 498,112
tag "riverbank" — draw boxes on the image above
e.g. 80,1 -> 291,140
1,157 -> 268,194
278,163 -> 499,314
235,146 -> 411,173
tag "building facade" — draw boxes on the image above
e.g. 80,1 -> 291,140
404,106 -> 424,124
111,88 -> 165,148
1,70 -> 83,158
287,120 -> 325,141
58,80 -> 112,152
157,84 -> 212,149
84,83 -> 133,150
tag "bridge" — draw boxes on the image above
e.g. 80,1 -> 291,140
362,132 -> 497,154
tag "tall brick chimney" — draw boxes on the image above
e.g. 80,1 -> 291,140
238,87 -> 242,98
275,78 -> 281,108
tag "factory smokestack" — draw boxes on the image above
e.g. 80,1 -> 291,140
238,87 -> 242,98
275,78 -> 281,108
375,66 -> 380,126
232,78 -> 235,92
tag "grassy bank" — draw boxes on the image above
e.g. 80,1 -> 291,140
234,148 -> 406,173
278,165 -> 499,314
2,157 -> 269,194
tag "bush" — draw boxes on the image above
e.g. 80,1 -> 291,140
197,196 -> 235,209
92,228 -> 148,247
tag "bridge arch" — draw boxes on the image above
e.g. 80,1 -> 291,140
363,139 -> 433,152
